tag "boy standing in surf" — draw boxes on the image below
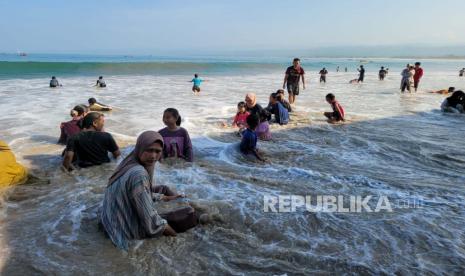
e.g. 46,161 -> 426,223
283,58 -> 306,105
413,62 -> 423,92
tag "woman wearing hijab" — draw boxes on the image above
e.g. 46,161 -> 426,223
100,131 -> 199,250
441,90 -> 465,113
245,93 -> 264,116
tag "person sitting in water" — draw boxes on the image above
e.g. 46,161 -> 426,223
379,66 -> 387,80
190,74 -> 203,95
0,140 -> 28,187
58,105 -> 86,145
324,93 -> 345,123
95,76 -> 107,88
232,101 -> 250,131
276,89 -> 292,112
88,98 -> 112,111
429,87 -> 455,95
256,109 -> 272,141
49,76 -> 61,88
245,93 -> 264,116
267,93 -> 289,125
62,112 -> 120,171
441,90 -> 465,113
240,114 -> 266,162
158,108 -> 193,162
100,131 -> 199,251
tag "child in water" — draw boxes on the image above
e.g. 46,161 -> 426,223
240,114 -> 266,162
88,98 -> 112,111
256,109 -> 272,141
158,108 -> 193,162
232,101 -> 250,131
324,93 -> 345,123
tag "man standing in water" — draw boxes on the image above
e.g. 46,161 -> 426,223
357,65 -> 365,83
319,68 -> 328,83
413,62 -> 424,92
283,58 -> 306,105
379,66 -> 387,80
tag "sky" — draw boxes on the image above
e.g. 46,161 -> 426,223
1,0 -> 465,55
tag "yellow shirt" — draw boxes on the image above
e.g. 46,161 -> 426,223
0,140 -> 28,187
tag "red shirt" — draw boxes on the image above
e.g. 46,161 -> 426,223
414,67 -> 423,82
233,111 -> 250,127
331,101 -> 345,120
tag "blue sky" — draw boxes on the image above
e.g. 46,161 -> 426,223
1,0 -> 464,55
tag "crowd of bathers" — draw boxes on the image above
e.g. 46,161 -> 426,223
41,57 -> 465,250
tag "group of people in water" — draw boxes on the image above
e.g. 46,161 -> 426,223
19,57 -> 457,250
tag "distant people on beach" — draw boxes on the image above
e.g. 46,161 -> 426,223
100,131 -> 199,251
430,87 -> 455,95
240,114 -> 266,162
379,66 -> 387,80
58,105 -> 86,145
267,93 -> 289,125
413,62 -> 424,92
62,112 -> 120,171
336,66 -> 340,72
245,93 -> 264,116
256,109 -> 272,140
357,65 -> 365,83
50,76 -> 61,88
88,98 -> 112,111
190,74 -> 204,95
441,91 -> 465,113
95,76 -> 106,88
319,68 -> 328,83
159,108 -> 193,162
345,67 -> 348,72
283,58 -> 305,105
324,93 -> 345,123
400,64 -> 415,93
459,68 -> 464,77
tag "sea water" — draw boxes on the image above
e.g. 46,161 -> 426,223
0,55 -> 465,274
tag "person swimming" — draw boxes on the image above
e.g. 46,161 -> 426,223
95,76 -> 106,88
88,98 -> 112,111
430,87 -> 455,95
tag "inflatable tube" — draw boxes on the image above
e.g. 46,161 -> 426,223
0,141 -> 28,187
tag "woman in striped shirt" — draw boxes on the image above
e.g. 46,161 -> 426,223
100,131 -> 198,250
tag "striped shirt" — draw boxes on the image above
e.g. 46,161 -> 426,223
101,165 -> 167,250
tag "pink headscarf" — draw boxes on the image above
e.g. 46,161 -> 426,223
245,93 -> 257,108
108,131 -> 164,186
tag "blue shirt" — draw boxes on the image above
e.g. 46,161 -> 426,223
240,128 -> 257,154
191,77 -> 203,87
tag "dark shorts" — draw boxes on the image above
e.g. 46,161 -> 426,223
287,83 -> 299,95
192,85 -> 200,92
325,111 -> 343,121
414,80 -> 420,88
320,76 -> 326,82
358,76 -> 364,82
